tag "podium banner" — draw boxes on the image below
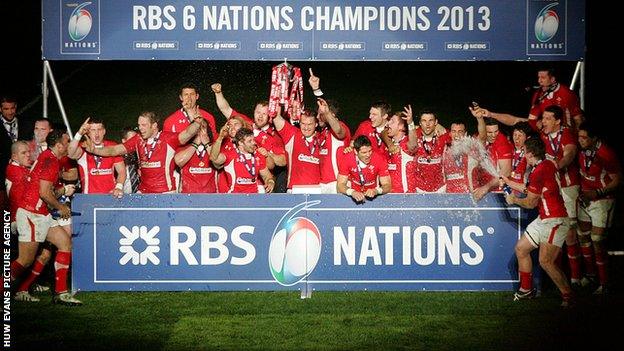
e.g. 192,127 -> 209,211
72,194 -> 526,291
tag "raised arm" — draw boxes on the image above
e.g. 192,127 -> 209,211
85,139 -> 128,157
211,83 -> 235,119
308,68 -> 323,97
67,117 -> 90,160
404,105 -> 419,152
209,125 -> 229,168
272,106 -> 287,132
317,98 -> 346,139
472,109 -> 487,143
470,106 -> 528,126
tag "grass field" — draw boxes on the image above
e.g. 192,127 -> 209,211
11,288 -> 624,350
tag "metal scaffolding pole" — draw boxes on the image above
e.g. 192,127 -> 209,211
43,60 -> 73,135
43,61 -> 48,119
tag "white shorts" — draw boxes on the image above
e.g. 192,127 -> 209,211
320,181 -> 338,194
578,198 -> 615,228
50,217 -> 72,228
15,208 -> 52,243
524,217 -> 570,248
561,185 -> 579,219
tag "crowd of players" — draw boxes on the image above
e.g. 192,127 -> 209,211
1,68 -> 620,307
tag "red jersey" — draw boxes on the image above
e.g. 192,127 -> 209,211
530,84 -> 581,128
180,146 -> 217,193
221,149 -> 267,193
254,125 -> 286,159
338,151 -> 389,192
231,111 -> 285,157
319,122 -> 351,183
486,133 -> 513,170
21,149 -> 60,215
354,120 -> 388,159
28,141 -> 46,162
278,122 -> 321,189
539,127 -> 580,188
510,148 -> 528,184
5,161 -> 29,218
387,136 -> 415,193
123,131 -> 181,193
163,108 -> 218,141
481,132 -> 513,190
578,141 -> 621,197
76,140 -> 123,194
527,160 -> 568,219
217,137 -> 236,193
413,130 -> 452,192
509,147 -> 529,197
443,149 -> 481,194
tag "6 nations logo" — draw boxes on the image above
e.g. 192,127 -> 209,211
526,0 -> 566,55
61,0 -> 100,54
268,201 -> 322,286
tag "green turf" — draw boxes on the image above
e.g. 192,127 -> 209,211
11,290 -> 623,350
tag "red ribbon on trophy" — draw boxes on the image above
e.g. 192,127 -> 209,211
268,61 -> 304,121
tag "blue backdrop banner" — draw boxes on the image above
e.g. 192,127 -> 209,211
71,194 -> 526,292
43,0 -> 585,61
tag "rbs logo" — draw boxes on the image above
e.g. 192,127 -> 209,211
117,225 -> 256,266
119,225 -> 161,265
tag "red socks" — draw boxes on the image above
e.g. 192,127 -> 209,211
17,259 -> 45,292
595,250 -> 608,285
566,243 -> 582,281
519,271 -> 533,291
54,251 -> 71,294
580,245 -> 596,276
